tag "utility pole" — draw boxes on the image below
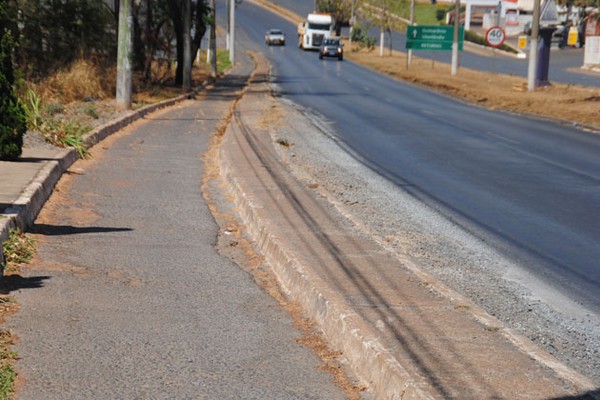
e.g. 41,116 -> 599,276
349,0 -> 356,45
380,25 -> 384,56
527,0 -> 541,91
229,0 -> 235,65
379,5 -> 386,57
408,0 -> 415,66
210,0 -> 217,80
183,0 -> 192,91
116,0 -> 132,110
451,0 -> 460,75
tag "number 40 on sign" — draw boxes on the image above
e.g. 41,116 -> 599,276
485,26 -> 506,48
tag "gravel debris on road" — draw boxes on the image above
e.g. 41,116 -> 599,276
263,89 -> 600,386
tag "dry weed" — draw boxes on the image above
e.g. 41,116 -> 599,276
36,59 -> 115,104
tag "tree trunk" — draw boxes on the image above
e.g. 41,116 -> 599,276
192,0 -> 208,65
168,0 -> 184,85
183,0 -> 191,90
210,0 -> 217,79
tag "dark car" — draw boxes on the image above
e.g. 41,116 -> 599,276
265,29 -> 285,46
319,37 -> 343,61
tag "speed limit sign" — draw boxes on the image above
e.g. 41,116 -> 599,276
485,26 -> 506,47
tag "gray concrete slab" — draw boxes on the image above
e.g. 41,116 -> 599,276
4,53 -> 348,399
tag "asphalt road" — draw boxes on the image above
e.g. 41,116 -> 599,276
259,0 -> 600,87
6,66 -> 346,399
227,0 -> 600,318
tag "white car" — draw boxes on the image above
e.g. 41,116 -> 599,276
265,29 -> 286,46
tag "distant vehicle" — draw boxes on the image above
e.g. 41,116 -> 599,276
319,37 -> 343,61
298,13 -> 335,50
265,29 -> 285,46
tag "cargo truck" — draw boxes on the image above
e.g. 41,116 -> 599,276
298,13 -> 335,50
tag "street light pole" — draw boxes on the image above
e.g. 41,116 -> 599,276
229,0 -> 235,64
210,0 -> 217,80
349,0 -> 356,45
451,0 -> 460,75
527,0 -> 541,91
408,0 -> 415,66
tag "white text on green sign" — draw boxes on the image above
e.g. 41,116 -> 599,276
406,26 -> 464,51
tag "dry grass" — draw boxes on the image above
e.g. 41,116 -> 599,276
28,57 -> 213,108
32,59 -> 115,104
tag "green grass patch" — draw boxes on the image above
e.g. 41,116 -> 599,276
2,229 -> 36,271
22,90 -> 91,158
217,49 -> 232,73
0,362 -> 16,400
42,119 -> 91,158
0,331 -> 16,399
415,3 -> 447,26
385,2 -> 446,26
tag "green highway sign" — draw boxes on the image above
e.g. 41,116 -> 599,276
406,26 -> 464,51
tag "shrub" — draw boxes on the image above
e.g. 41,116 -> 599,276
22,88 -> 91,158
436,7 -> 448,22
2,229 -> 36,267
0,29 -> 26,161
351,25 -> 377,49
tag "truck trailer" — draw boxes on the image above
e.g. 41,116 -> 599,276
298,13 -> 335,50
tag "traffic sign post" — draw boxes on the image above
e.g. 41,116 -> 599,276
485,26 -> 506,48
406,26 -> 464,51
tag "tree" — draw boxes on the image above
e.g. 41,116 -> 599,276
360,0 -> 401,56
317,0 -> 353,35
166,0 -> 209,86
14,0 -> 115,77
0,2 -> 26,161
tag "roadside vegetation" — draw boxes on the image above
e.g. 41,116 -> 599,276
0,229 -> 36,399
17,51 -> 230,159
0,0 -> 221,161
2,230 -> 36,272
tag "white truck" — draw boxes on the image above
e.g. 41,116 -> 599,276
297,13 -> 335,50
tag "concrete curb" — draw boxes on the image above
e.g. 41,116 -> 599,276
0,89 -> 199,273
219,145 -> 433,399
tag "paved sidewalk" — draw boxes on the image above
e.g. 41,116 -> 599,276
0,94 -> 191,269
4,52 -> 351,399
218,53 -> 600,399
